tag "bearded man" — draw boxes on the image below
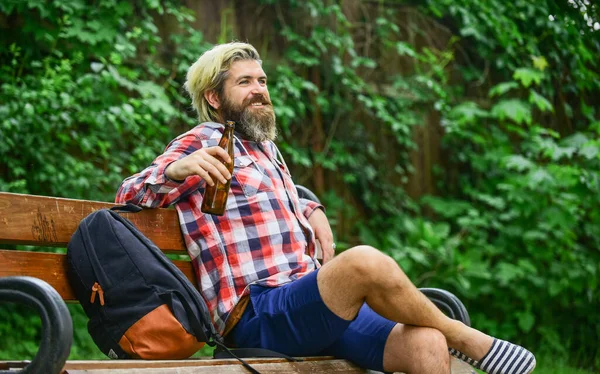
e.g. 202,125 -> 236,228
116,42 -> 536,374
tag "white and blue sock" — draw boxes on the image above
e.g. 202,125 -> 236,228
449,339 -> 536,374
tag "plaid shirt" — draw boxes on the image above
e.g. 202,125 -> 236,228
116,122 -> 322,333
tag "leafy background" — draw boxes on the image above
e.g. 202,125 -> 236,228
0,0 -> 599,371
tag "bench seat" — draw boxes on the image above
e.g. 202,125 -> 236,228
1,357 -> 367,373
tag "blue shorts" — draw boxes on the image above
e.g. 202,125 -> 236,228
229,269 -> 396,372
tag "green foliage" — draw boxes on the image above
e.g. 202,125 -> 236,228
0,0 -> 206,200
423,67 -> 600,366
1,0 -> 599,370
412,0 -> 600,368
268,0 -> 600,370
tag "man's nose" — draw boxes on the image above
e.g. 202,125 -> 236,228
250,82 -> 267,94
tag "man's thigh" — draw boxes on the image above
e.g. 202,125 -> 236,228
230,269 -> 397,371
229,269 -> 353,356
319,303 -> 396,372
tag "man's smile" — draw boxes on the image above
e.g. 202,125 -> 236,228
247,101 -> 271,109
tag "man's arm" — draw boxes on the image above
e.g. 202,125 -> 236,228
299,198 -> 335,264
307,207 -> 335,263
116,133 -> 230,208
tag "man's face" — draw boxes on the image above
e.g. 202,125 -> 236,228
218,60 -> 277,142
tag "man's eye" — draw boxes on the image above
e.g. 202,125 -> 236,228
239,80 -> 249,84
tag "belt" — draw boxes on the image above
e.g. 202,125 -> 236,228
222,295 -> 250,338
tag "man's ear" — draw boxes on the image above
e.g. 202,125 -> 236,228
204,90 -> 221,109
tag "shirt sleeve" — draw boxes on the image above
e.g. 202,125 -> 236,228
115,132 -> 209,208
299,198 -> 324,219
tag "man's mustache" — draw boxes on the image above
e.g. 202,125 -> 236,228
243,95 -> 272,107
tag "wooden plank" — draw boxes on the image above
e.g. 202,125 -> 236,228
0,192 -> 186,252
61,358 -> 367,373
61,357 -> 473,373
1,357 -> 474,374
0,250 -> 196,300
1,358 -> 367,374
62,357 -> 337,369
451,357 -> 477,374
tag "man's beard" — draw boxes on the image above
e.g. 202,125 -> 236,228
220,94 -> 277,142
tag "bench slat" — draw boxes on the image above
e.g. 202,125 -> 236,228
62,356 -> 340,369
1,358 -> 367,373
63,358 -> 366,373
0,192 -> 186,252
1,357 -> 475,373
0,250 -> 196,300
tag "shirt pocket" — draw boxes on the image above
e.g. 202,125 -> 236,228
231,155 -> 274,197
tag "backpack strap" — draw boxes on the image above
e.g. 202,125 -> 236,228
213,342 -> 302,374
110,203 -> 143,213
213,345 -> 302,361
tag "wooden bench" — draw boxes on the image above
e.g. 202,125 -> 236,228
0,191 -> 474,374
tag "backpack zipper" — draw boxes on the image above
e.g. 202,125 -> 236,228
79,214 -> 112,289
90,281 -> 105,306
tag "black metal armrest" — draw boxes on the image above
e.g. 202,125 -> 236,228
296,185 -> 321,204
419,287 -> 471,326
0,276 -> 73,374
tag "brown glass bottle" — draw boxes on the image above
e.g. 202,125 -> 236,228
201,121 -> 235,215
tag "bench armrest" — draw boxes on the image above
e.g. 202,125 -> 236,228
296,185 -> 321,204
419,287 -> 471,326
0,276 -> 72,374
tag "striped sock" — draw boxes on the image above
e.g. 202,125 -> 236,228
449,339 -> 536,374
449,347 -> 480,367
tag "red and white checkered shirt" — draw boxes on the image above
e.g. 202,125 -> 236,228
115,122 -> 322,333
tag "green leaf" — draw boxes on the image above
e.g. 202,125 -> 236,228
474,193 -> 506,210
448,102 -> 489,125
90,62 -> 104,73
421,196 -> 472,218
562,133 -> 589,148
549,280 -> 563,296
531,56 -> 549,71
513,68 -> 544,88
579,143 -> 599,160
529,90 -> 553,112
527,169 -> 554,188
491,99 -> 532,125
396,42 -> 416,58
489,82 -> 519,98
516,311 -> 535,333
496,263 -> 523,285
504,155 -> 534,171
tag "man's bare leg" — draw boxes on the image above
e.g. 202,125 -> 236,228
382,324 -> 451,374
318,245 -> 509,363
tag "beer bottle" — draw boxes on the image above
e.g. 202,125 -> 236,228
201,121 -> 235,215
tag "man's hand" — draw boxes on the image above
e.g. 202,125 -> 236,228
308,208 -> 335,264
165,147 -> 232,185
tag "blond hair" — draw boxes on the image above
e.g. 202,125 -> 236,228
184,42 -> 262,122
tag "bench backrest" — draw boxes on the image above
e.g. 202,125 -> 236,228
0,192 -> 196,301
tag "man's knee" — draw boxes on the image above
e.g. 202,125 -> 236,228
415,328 -> 448,360
404,328 -> 449,373
341,245 -> 403,287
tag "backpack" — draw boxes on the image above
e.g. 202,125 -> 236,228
66,205 -> 220,360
